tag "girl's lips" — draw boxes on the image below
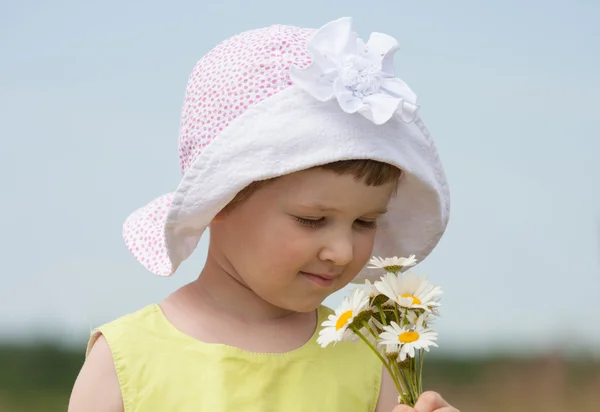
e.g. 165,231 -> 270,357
300,272 -> 335,287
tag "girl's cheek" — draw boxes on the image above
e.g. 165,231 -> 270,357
355,233 -> 376,261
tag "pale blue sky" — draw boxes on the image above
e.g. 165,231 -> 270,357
1,0 -> 599,355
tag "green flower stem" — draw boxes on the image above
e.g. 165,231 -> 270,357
361,321 -> 412,406
392,362 -> 413,406
406,364 -> 420,402
410,358 -> 419,396
418,349 -> 425,394
399,367 -> 418,404
409,357 -> 417,390
350,326 -> 409,405
376,304 -> 387,326
350,327 -> 392,377
363,322 -> 380,341
391,358 -> 414,406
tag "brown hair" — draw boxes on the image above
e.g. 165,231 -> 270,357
223,159 -> 402,212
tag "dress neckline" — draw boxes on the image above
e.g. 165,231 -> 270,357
150,303 -> 328,357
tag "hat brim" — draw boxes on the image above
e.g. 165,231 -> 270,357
124,86 -> 449,282
123,193 -> 174,276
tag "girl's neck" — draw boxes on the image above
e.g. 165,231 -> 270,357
177,253 -> 307,326
159,254 -> 318,352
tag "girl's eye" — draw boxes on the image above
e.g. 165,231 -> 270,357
355,219 -> 378,230
294,217 -> 326,228
293,217 -> 377,230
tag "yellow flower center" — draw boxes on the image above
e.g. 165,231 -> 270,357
401,294 -> 421,305
399,331 -> 420,343
336,310 -> 353,330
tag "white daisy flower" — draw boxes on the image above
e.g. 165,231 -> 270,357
364,279 -> 379,299
364,279 -> 393,308
368,255 -> 418,273
405,311 -> 436,329
374,272 -> 443,312
317,287 -> 369,348
379,320 -> 438,361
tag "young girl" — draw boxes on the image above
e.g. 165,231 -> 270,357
68,17 -> 456,412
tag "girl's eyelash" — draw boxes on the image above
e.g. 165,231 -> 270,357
355,220 -> 378,229
294,217 -> 326,228
293,217 -> 378,229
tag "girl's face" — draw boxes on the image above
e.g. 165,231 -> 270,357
210,167 -> 396,312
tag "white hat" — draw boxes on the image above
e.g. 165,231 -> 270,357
123,17 -> 450,283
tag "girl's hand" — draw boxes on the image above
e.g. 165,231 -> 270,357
392,391 -> 459,412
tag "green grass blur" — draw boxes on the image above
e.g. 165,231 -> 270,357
0,342 -> 598,412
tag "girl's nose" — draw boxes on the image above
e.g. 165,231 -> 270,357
318,230 -> 354,266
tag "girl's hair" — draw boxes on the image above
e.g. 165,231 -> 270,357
224,159 -> 403,212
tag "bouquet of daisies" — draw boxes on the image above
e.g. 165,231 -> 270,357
317,255 -> 442,406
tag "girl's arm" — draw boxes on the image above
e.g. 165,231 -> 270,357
68,335 -> 124,412
375,366 -> 400,412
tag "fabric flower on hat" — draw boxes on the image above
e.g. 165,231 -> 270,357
290,17 -> 419,125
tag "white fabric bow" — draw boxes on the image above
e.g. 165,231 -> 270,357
290,17 -> 419,125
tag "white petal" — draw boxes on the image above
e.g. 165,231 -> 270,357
309,17 -> 354,61
290,64 -> 336,101
420,332 -> 438,342
402,273 -> 421,293
379,273 -> 402,297
364,279 -> 378,296
364,32 -> 399,75
396,100 -> 420,123
397,255 -> 417,268
333,78 -> 362,113
367,256 -> 385,268
375,280 -> 397,302
385,343 -> 401,354
399,345 -> 409,361
379,332 -> 399,343
342,30 -> 359,56
383,321 -> 403,335
356,37 -> 367,57
336,93 -> 362,113
317,327 -> 340,347
360,93 -> 402,125
380,78 -> 416,103
407,344 -> 416,359
350,287 -> 369,306
397,297 -> 415,308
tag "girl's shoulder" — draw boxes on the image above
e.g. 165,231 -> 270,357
86,304 -> 160,357
69,334 -> 124,412
69,305 -> 160,412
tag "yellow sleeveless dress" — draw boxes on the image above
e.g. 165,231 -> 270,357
87,304 -> 382,412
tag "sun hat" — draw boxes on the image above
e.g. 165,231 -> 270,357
123,17 -> 450,283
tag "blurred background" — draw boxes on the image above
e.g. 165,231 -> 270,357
1,0 -> 599,411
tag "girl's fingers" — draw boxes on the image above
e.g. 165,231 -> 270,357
391,392 -> 460,412
391,405 -> 414,412
413,391 -> 454,412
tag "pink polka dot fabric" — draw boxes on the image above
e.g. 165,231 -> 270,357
123,194 -> 173,275
178,25 -> 314,174
123,24 -> 315,275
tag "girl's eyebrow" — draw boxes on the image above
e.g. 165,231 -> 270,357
297,203 -> 388,215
